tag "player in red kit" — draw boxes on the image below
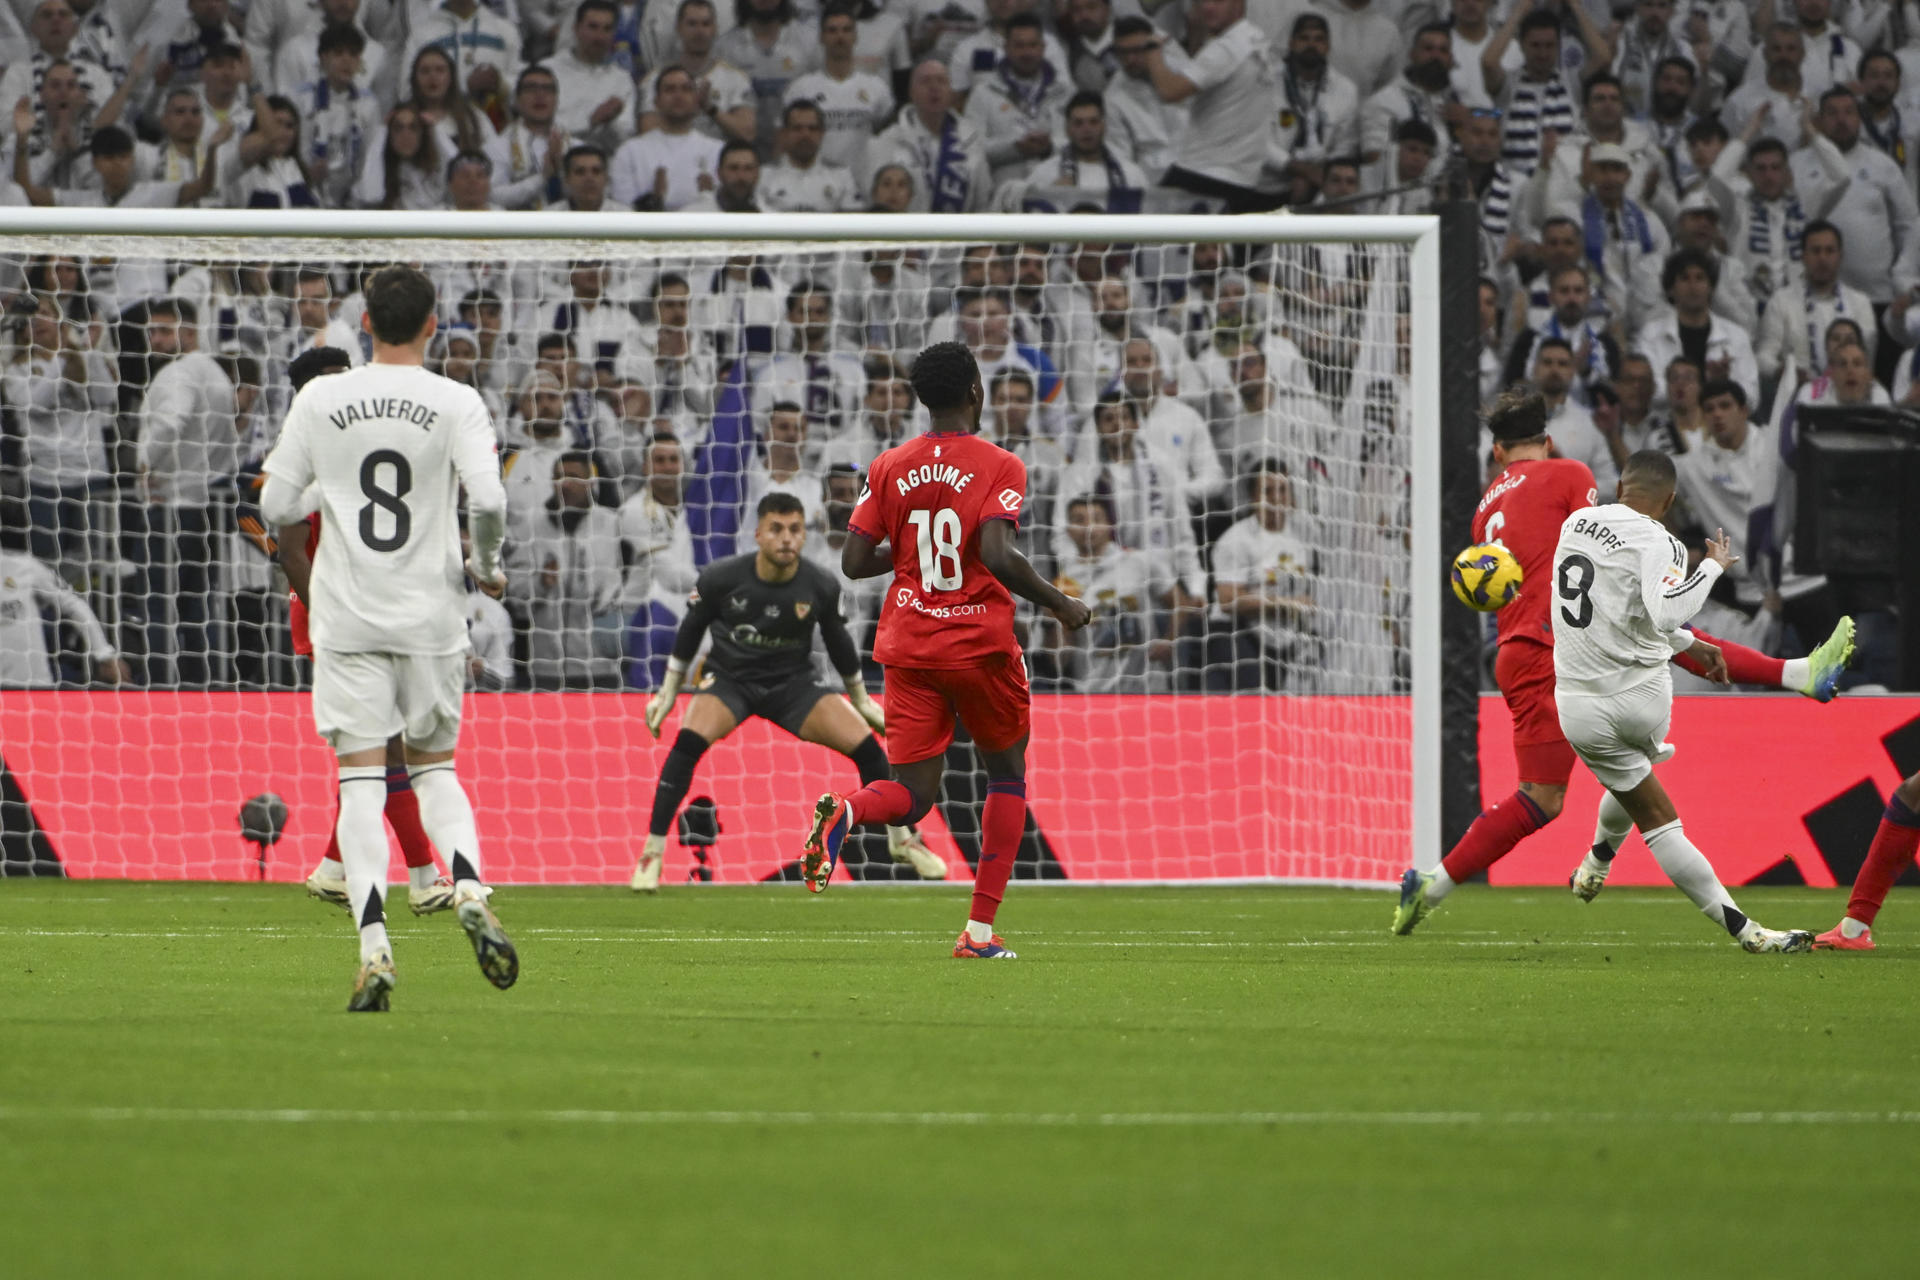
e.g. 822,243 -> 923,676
271,347 -> 452,916
798,341 -> 1090,958
1393,386 -> 1855,934
1815,767 -> 1920,950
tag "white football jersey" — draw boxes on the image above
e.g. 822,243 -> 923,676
263,363 -> 503,656
1550,502 -> 1723,697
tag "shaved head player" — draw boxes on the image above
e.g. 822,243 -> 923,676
797,341 -> 1091,958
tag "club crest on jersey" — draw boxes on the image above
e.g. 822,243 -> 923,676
998,489 -> 1022,513
795,602 -> 811,619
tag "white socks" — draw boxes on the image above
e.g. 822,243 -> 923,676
408,763 -> 485,891
1781,657 -> 1809,692
1842,917 -> 1870,939
336,766 -> 390,961
1424,866 -> 1457,904
1642,819 -> 1746,937
966,919 -> 995,944
1592,793 -> 1633,859
642,832 -> 666,859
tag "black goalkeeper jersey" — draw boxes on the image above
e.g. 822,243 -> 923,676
671,553 -> 859,683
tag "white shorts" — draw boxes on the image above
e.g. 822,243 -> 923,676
1557,675 -> 1673,793
311,650 -> 466,755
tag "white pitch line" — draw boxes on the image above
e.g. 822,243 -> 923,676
0,1107 -> 1916,1129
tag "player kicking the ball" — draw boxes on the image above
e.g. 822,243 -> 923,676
273,346 -> 457,918
1393,387 -> 1852,934
632,490 -> 947,890
797,341 -> 1090,958
261,265 -> 518,1010
1548,450 -> 1811,952
1814,767 -> 1920,950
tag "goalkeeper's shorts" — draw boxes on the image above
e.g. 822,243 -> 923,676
881,655 -> 1030,766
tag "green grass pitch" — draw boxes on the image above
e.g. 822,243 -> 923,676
3,881 -> 1918,1277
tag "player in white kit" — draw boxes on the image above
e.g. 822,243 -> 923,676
260,265 -> 520,1010
1550,450 -> 1813,954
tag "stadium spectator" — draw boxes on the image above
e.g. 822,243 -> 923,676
1043,493 -> 1155,690
0,519 -> 128,687
1210,461 -> 1317,691
1526,336 -> 1618,497
752,280 -> 866,443
1140,0 -> 1281,212
15,118 -> 229,207
681,135 -> 761,208
148,0 -> 246,95
1360,24 -> 1463,177
1060,0 -> 1115,93
1555,142 -> 1669,333
716,0 -> 820,155
354,103 -> 443,208
618,431 -> 698,686
507,450 -> 625,688
486,64 -> 571,209
230,95 -> 320,206
443,148 -> 498,209
614,66 -> 725,208
558,140 -> 613,209
6,291 -> 115,581
736,400 -> 824,552
1020,90 -> 1144,198
289,24 -> 381,208
947,0 -> 1067,103
759,98 -> 859,210
1668,188 -> 1757,332
1609,0 -> 1694,116
1482,7 -> 1592,180
549,0 -> 639,151
1102,16 -> 1183,181
1269,23 -> 1351,200
503,370 -> 577,533
1722,24 -> 1808,147
268,0 -> 386,104
1794,87 -> 1916,339
786,5 -> 893,182
135,349 -> 258,686
1854,50 -> 1920,184
1319,0 -> 1401,97
1755,219 -> 1873,382
637,0 -> 755,145
961,12 -> 1070,188
876,58 -> 990,211
1504,264 -> 1621,409
1634,247 -> 1761,413
403,0 -> 523,106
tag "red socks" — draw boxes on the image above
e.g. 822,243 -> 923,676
1845,795 -> 1920,927
1440,790 -> 1549,883
846,779 -> 914,827
969,779 -> 1026,926
321,769 -> 438,872
384,767 -> 437,870
1681,627 -> 1786,687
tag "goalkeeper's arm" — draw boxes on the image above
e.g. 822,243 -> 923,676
818,580 -> 884,734
644,594 -> 716,737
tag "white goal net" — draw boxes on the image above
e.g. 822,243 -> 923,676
0,210 -> 1438,885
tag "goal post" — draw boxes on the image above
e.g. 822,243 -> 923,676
0,208 -> 1442,885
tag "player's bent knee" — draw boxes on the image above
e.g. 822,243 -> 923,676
849,735 -> 890,785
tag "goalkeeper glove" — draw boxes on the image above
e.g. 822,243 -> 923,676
646,658 -> 686,738
845,674 -> 885,735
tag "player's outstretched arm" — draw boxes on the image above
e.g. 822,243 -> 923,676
840,530 -> 893,580
978,519 -> 1090,631
645,599 -> 715,738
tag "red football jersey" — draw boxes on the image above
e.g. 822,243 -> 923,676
1471,457 -> 1598,649
848,430 -> 1027,670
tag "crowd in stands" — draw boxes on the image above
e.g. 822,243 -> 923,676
0,0 -> 1912,691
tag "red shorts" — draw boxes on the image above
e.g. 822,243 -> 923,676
882,655 -> 1031,765
1494,641 -> 1574,787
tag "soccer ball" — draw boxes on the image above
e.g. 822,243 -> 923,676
1450,544 -> 1522,612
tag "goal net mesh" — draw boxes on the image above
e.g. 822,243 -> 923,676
0,225 -> 1418,884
